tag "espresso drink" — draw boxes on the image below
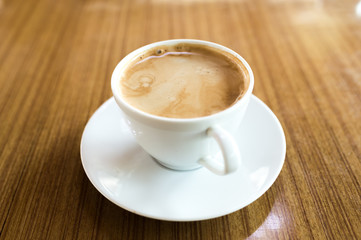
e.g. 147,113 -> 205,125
120,43 -> 248,118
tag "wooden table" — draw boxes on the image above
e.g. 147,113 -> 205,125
1,0 -> 360,239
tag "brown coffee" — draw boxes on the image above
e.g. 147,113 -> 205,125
120,43 -> 249,118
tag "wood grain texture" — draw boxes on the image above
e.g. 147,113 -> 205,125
0,0 -> 360,239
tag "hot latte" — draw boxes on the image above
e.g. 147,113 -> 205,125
120,43 -> 249,118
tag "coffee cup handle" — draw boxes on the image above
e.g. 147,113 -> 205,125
198,125 -> 241,175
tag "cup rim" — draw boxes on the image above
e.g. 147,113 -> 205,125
111,39 -> 254,123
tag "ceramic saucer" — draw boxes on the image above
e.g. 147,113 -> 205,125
80,95 -> 286,221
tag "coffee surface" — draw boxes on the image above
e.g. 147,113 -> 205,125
120,43 -> 247,118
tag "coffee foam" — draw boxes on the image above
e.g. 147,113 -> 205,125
120,43 -> 249,118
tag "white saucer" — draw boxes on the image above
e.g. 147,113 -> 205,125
80,95 -> 286,221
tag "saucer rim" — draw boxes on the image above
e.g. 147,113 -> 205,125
80,95 -> 286,221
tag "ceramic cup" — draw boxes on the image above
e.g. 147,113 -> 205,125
111,39 -> 254,175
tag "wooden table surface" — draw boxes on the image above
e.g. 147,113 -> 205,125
1,0 -> 360,239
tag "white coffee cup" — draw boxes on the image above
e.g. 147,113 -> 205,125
111,39 -> 254,175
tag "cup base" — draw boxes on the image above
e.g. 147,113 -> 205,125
80,95 -> 286,221
152,157 -> 203,171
